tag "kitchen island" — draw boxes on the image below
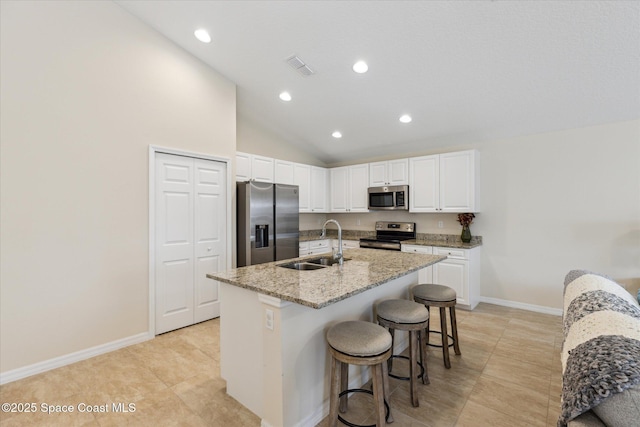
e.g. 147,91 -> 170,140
207,248 -> 446,427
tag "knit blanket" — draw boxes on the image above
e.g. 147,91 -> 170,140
559,270 -> 640,427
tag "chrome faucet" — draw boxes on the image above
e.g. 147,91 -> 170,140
320,219 -> 343,266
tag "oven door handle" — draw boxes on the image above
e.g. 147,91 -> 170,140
361,241 -> 401,250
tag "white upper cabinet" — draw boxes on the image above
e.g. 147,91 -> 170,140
294,163 -> 311,212
274,159 -> 295,185
310,166 -> 328,212
369,158 -> 409,186
235,152 -> 274,183
235,152 -> 252,182
252,155 -> 275,182
330,167 -> 349,212
330,164 -> 369,212
409,150 -> 478,213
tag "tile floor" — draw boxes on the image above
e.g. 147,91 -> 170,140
0,303 -> 563,427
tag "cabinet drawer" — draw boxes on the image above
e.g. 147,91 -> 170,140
308,239 -> 330,249
401,244 -> 432,254
434,247 -> 467,259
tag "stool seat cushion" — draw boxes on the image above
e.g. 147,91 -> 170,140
327,321 -> 392,357
413,284 -> 457,302
377,299 -> 429,324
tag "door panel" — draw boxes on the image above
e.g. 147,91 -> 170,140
193,158 -> 226,322
156,154 -> 195,334
155,153 -> 226,334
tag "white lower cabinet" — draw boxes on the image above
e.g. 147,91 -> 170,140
432,247 -> 480,309
309,239 -> 331,255
402,244 -> 480,310
299,241 -> 310,256
401,245 -> 433,284
333,239 -> 360,250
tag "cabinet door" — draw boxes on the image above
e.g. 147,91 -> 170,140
369,161 -> 388,186
294,163 -> 311,212
432,258 -> 469,307
440,150 -> 475,212
251,155 -> 274,182
330,167 -> 349,212
348,164 -> 369,212
388,159 -> 409,185
299,241 -> 310,256
236,152 -> 251,182
274,159 -> 295,185
402,245 -> 433,284
310,166 -> 328,212
409,155 -> 439,212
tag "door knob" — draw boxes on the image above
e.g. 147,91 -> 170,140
207,247 -> 212,251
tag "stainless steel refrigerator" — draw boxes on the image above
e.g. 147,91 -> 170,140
237,181 -> 299,267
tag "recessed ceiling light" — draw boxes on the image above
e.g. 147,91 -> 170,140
352,61 -> 368,74
194,29 -> 211,43
399,114 -> 412,123
332,131 -> 342,139
279,92 -> 292,102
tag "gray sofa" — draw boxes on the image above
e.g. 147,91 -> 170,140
560,270 -> 640,427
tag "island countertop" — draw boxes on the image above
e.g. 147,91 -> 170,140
207,248 -> 446,309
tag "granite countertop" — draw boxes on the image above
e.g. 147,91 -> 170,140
402,239 -> 482,249
300,230 -> 483,248
207,248 -> 446,309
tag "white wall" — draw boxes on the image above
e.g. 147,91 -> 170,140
475,120 -> 639,309
0,1 -> 236,374
237,114 -> 326,166
318,120 -> 640,310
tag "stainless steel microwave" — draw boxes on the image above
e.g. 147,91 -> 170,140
367,185 -> 409,210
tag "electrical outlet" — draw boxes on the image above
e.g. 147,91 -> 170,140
265,309 -> 274,330
356,219 -> 361,226
438,221 -> 444,228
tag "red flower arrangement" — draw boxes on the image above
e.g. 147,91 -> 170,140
457,213 -> 475,228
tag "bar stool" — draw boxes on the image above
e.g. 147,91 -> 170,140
411,284 -> 461,369
375,299 -> 430,407
327,320 -> 393,427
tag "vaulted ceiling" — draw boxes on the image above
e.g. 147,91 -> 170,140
117,1 -> 640,164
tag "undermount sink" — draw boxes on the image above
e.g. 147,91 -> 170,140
278,257 -> 351,270
306,256 -> 352,266
278,262 -> 327,271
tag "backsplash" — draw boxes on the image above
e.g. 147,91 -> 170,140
301,229 -> 482,245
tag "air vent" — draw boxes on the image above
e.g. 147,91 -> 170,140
285,55 -> 315,77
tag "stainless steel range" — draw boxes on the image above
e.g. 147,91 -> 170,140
359,221 -> 416,251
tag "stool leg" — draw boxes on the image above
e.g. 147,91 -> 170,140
387,328 -> 395,373
419,329 -> 429,385
339,361 -> 349,413
450,306 -> 461,356
371,364 -> 386,427
381,358 -> 393,423
329,357 -> 340,427
409,330 -> 419,407
440,307 -> 451,369
424,306 -> 430,347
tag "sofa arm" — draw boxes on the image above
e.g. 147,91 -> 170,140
567,411 -> 605,427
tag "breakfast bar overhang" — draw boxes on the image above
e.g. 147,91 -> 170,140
207,248 -> 446,427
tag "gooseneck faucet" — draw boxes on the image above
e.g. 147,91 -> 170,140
320,219 -> 343,266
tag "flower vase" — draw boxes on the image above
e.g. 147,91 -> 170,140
461,226 -> 472,243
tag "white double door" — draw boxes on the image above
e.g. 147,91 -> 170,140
155,153 -> 226,334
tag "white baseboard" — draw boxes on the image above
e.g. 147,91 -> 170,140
0,331 -> 153,385
479,296 -> 563,316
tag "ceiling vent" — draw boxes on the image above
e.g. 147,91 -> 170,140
286,55 -> 315,77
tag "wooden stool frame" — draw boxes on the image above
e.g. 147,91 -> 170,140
413,297 -> 461,369
329,346 -> 393,427
377,316 -> 429,407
